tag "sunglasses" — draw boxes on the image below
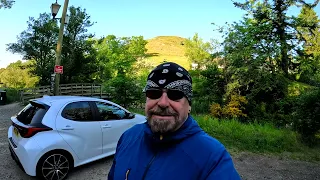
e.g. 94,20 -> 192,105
145,89 -> 185,101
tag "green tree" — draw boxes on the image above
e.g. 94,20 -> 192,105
60,6 -> 98,84
7,6 -> 98,85
6,13 -> 59,85
184,33 -> 213,70
0,0 -> 14,9
95,35 -> 148,107
233,0 -> 319,77
0,61 -> 39,89
295,5 -> 320,85
95,35 -> 147,78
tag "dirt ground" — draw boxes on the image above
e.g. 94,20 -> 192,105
0,103 -> 319,180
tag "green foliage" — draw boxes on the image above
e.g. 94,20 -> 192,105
3,88 -> 20,103
95,35 -> 147,80
184,33 -> 213,69
210,94 -> 248,119
293,89 -> 320,145
190,64 -> 225,114
295,5 -> 320,85
232,0 -> 319,77
0,61 -> 39,89
6,13 -> 59,85
196,116 -> 304,153
0,0 -> 14,9
60,6 -> 98,84
104,75 -> 144,109
6,6 -> 98,86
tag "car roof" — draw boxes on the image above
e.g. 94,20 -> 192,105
31,95 -> 114,107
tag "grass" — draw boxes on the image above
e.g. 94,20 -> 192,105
144,36 -> 191,70
195,115 -> 320,162
129,108 -> 320,162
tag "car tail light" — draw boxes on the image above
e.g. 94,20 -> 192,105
12,122 -> 52,138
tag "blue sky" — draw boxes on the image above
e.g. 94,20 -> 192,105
0,0 -> 319,68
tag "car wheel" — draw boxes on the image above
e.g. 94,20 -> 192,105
36,152 -> 72,180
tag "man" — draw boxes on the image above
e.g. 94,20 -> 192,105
108,62 -> 241,180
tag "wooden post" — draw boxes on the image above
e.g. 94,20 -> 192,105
100,85 -> 102,99
91,84 -> 93,97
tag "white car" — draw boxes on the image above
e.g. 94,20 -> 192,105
7,95 -> 146,180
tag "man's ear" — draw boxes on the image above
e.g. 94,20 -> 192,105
188,106 -> 191,113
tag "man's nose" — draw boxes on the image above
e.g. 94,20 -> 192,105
157,92 -> 170,107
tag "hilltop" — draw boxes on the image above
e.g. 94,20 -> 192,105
144,36 -> 190,70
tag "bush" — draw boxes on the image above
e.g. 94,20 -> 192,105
210,94 -> 248,119
103,75 -> 145,109
2,88 -> 20,103
293,89 -> 320,145
191,96 -> 211,114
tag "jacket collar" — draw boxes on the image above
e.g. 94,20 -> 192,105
143,115 -> 202,146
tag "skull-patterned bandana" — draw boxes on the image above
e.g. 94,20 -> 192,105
143,62 -> 193,104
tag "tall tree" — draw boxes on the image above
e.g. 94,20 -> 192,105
7,6 -> 98,85
295,5 -> 320,84
7,13 -> 59,85
0,0 -> 14,9
95,35 -> 147,78
60,6 -> 98,84
233,0 -> 319,77
184,33 -> 213,70
94,35 -> 147,107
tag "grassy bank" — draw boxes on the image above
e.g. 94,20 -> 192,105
195,115 -> 320,162
130,109 -> 320,162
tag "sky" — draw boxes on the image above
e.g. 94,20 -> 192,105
0,0 -> 319,68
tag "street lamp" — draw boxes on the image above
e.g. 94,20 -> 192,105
51,0 -> 69,96
51,1 -> 61,19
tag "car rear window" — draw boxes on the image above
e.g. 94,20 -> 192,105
16,103 -> 48,125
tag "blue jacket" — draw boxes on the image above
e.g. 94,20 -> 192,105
108,115 -> 241,180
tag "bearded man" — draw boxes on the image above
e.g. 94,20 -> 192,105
108,62 -> 241,180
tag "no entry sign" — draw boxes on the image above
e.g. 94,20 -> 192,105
54,65 -> 63,74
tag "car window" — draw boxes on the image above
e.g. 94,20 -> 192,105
62,101 -> 93,121
16,103 -> 48,125
95,101 -> 126,121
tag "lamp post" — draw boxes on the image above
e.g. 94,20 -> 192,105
51,0 -> 69,96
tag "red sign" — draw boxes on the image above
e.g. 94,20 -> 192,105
54,65 -> 63,74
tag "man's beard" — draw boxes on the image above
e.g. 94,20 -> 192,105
146,107 -> 186,134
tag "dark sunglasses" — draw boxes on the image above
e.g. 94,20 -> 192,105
145,89 -> 185,101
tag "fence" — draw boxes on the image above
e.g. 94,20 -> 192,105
20,83 -> 111,104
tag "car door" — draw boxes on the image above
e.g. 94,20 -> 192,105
56,101 -> 103,160
93,101 -> 135,155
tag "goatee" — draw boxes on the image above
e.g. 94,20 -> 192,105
146,107 -> 185,134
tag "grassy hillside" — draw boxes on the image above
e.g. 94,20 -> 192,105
144,36 -> 191,70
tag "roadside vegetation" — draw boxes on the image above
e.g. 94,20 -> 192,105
1,0 -> 320,161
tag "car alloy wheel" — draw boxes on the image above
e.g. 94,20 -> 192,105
40,153 -> 70,180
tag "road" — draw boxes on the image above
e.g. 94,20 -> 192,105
1,102 -> 320,180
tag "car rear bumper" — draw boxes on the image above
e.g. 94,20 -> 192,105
8,143 -> 25,172
8,126 -> 42,177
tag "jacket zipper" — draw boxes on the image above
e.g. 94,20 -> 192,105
142,152 -> 158,180
125,168 -> 131,180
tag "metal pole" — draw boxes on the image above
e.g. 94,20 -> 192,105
53,0 -> 69,96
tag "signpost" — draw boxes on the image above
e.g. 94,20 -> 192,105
54,65 -> 63,74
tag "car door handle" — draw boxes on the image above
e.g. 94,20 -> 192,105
102,124 -> 112,128
62,125 -> 74,130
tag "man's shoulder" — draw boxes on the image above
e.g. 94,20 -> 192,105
185,131 -> 226,154
119,123 -> 145,144
179,130 -> 231,168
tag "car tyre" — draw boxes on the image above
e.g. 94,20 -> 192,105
36,151 -> 73,180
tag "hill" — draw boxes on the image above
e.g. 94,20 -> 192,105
144,36 -> 190,70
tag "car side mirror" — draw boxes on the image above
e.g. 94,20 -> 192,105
126,112 -> 135,119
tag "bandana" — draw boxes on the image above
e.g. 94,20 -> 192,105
143,62 -> 193,104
